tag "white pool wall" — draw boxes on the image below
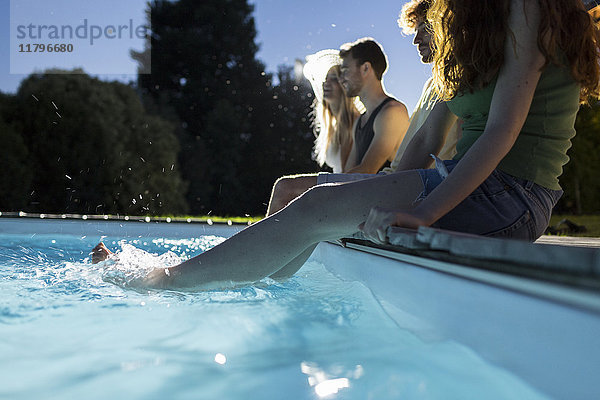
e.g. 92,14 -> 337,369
312,242 -> 600,400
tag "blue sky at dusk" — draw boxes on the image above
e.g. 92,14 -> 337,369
1,0 -> 429,111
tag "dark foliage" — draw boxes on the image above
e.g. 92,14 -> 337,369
1,72 -> 188,215
555,101 -> 600,214
134,0 -> 318,215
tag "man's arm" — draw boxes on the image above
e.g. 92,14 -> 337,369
344,102 -> 410,174
393,101 -> 458,171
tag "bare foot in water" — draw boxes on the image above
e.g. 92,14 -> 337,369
91,242 -> 113,264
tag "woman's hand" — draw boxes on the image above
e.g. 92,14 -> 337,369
359,207 -> 430,244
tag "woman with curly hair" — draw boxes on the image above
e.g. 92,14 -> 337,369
138,0 -> 600,289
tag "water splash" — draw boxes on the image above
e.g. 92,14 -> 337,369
101,242 -> 182,287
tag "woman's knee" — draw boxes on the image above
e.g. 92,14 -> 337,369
275,175 -> 316,199
293,183 -> 338,212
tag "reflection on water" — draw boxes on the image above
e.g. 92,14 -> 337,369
301,361 -> 362,397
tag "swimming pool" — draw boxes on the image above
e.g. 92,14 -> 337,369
1,218 -> 550,399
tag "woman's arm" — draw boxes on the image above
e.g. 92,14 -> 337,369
362,0 -> 545,238
393,101 -> 458,171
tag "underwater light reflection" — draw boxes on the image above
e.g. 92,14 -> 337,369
315,378 -> 350,397
301,361 -> 361,397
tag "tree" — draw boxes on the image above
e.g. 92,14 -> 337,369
11,71 -> 188,215
134,1 -> 320,215
134,0 -> 270,214
236,65 -> 319,212
556,102 -> 600,214
0,93 -> 33,210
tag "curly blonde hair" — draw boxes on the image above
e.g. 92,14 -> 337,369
398,0 -> 433,34
429,0 -> 600,103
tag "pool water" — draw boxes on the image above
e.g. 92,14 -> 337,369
0,225 -> 549,399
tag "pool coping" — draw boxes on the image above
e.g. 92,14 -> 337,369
335,227 -> 600,312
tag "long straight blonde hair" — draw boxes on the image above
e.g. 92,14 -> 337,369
312,65 -> 359,167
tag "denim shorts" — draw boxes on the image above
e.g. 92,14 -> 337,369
418,159 -> 563,241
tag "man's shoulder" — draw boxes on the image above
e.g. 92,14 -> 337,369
372,98 -> 410,134
378,98 -> 409,118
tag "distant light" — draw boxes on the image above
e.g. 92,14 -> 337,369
227,220 -> 232,226
145,216 -> 151,223
207,219 -> 213,225
82,215 -> 88,220
294,59 -> 304,83
331,24 -> 336,27
187,218 -> 192,223
214,353 -> 227,365
103,215 -> 109,220
166,217 -> 171,223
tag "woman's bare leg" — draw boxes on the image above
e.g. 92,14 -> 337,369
142,171 -> 423,290
266,174 -> 318,215
268,244 -> 317,280
266,174 -> 319,279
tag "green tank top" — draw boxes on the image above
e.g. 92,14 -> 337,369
447,62 -> 580,190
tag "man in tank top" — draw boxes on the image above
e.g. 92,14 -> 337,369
266,38 -> 410,215
337,38 -> 409,173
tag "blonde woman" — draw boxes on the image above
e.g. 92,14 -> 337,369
304,50 -> 362,173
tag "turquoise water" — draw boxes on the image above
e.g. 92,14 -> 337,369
0,224 -> 549,399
